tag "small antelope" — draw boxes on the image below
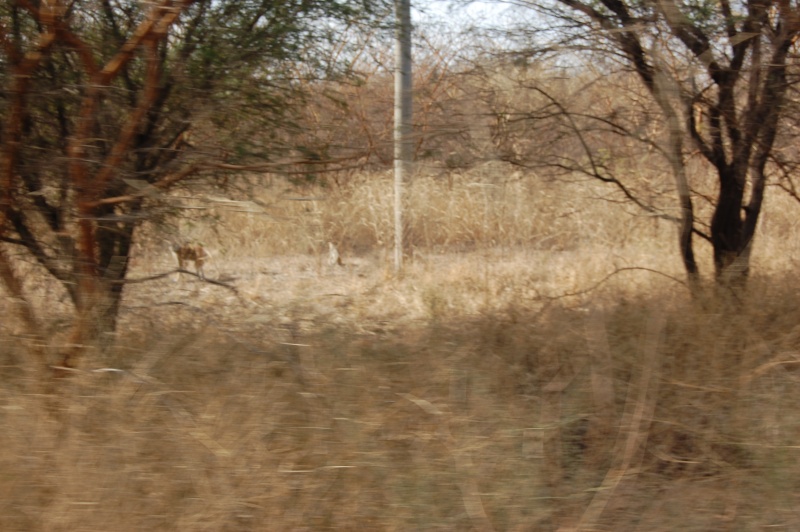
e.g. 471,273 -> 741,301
171,242 -> 208,280
328,242 -> 343,267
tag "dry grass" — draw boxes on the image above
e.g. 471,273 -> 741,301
3,165 -> 800,530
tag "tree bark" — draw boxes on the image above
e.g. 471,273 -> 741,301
711,168 -> 746,279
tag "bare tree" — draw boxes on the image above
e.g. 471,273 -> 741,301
502,0 -> 800,286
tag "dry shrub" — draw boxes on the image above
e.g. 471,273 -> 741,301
4,161 -> 800,529
3,274 -> 800,529
177,165 -> 682,266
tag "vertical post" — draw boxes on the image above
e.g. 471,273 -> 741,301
394,0 -> 412,274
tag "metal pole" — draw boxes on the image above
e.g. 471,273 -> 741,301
394,0 -> 412,274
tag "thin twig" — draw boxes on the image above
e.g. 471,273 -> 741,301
537,266 -> 689,303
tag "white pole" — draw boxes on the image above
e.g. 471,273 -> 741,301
394,0 -> 412,274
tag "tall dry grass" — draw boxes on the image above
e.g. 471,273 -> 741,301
3,164 -> 800,529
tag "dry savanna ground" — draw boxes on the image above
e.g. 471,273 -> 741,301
3,164 -> 800,530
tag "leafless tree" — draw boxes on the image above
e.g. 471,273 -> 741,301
497,0 -> 800,286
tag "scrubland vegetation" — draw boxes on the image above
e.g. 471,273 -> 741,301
6,1 -> 800,530
4,165 -> 800,530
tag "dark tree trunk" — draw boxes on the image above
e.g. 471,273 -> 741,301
710,167 -> 746,280
94,196 -> 143,333
60,228 -> 133,368
97,218 -> 135,334
677,196 -> 699,285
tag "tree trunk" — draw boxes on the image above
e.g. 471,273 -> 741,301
651,71 -> 700,287
96,212 -> 136,332
711,166 -> 747,283
60,219 -> 134,368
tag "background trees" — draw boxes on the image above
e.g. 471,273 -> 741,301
490,0 -> 800,286
6,0 -> 800,372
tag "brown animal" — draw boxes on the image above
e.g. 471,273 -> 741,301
172,242 -> 208,280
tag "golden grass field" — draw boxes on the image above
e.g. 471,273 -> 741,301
3,164 -> 800,530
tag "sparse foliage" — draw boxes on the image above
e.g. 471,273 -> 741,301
486,0 -> 800,286
0,0 -> 383,367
